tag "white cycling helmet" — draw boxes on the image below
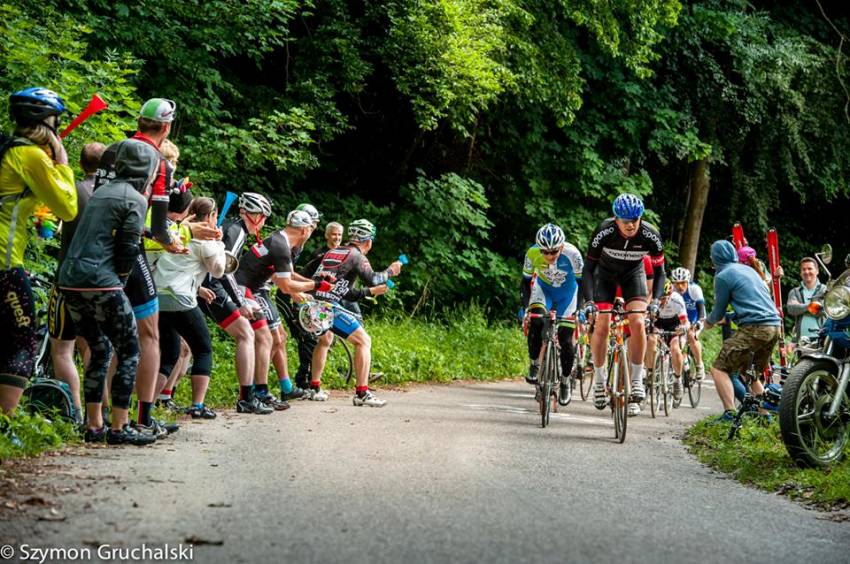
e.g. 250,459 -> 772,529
238,192 -> 272,217
287,209 -> 314,228
298,301 -> 334,335
535,223 -> 566,251
295,203 -> 321,226
670,267 -> 691,283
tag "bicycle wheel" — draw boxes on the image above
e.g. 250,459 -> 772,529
662,356 -> 672,417
579,342 -> 593,401
540,341 -> 557,427
616,350 -> 629,443
649,353 -> 661,419
686,353 -> 702,408
328,335 -> 354,386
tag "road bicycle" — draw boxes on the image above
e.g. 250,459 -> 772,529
675,331 -> 702,409
572,318 -> 594,401
647,328 -> 683,418
727,357 -> 781,440
600,301 -> 639,443
527,309 -> 563,428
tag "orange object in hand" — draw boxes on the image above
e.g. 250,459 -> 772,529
807,301 -> 822,315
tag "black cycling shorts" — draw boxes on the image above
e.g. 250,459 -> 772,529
124,252 -> 158,320
253,288 -> 280,331
593,262 -> 648,309
48,283 -> 76,341
199,284 -> 242,329
0,267 -> 38,386
654,316 -> 681,336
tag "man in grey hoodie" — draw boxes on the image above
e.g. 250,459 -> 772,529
59,139 -> 159,446
704,240 -> 781,419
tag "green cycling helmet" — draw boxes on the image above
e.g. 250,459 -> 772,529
348,219 -> 376,242
140,98 -> 177,123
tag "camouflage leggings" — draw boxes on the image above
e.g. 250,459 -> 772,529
62,290 -> 139,409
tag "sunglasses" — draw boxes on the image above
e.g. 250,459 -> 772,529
541,249 -> 560,256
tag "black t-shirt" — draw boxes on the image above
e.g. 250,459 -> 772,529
235,229 -> 294,292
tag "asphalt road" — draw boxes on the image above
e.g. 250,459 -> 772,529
1,379 -> 848,564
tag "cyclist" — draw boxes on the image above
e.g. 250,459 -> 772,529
645,281 -> 689,401
306,219 -> 402,407
234,209 -> 327,409
582,193 -> 666,410
670,266 -> 706,381
1,87 -> 77,415
59,139 -> 161,446
199,192 -> 273,414
520,223 -> 583,404
48,142 -> 106,423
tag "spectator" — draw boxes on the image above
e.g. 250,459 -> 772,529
786,257 -> 826,344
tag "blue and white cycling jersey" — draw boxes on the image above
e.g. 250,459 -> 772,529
523,243 -> 583,319
679,282 -> 705,323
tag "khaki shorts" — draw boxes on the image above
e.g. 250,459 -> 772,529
713,325 -> 780,374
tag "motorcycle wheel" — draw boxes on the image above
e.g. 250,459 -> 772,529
779,359 -> 850,468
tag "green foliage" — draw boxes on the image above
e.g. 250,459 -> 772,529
685,416 -> 850,506
0,412 -> 79,461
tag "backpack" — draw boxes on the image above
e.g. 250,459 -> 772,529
0,133 -> 28,166
24,377 -> 78,424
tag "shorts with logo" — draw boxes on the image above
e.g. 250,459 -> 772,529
253,288 -> 279,331
713,325 -> 780,375
199,284 -> 242,329
124,252 -> 158,321
529,282 -> 578,322
0,267 -> 37,386
330,303 -> 361,339
48,283 -> 76,340
594,262 -> 647,308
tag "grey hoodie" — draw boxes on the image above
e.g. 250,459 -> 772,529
705,240 -> 781,327
59,140 -> 157,290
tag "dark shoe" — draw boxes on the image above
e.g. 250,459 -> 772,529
152,417 -> 180,435
559,379 -> 572,406
156,398 -> 187,414
236,397 -> 273,415
83,425 -> 108,443
525,362 -> 539,385
188,405 -> 217,419
132,421 -> 166,440
257,392 -> 290,411
107,424 -> 157,446
281,387 -> 306,401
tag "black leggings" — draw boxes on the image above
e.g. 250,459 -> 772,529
0,268 -> 37,388
528,313 -> 576,379
159,307 -> 213,377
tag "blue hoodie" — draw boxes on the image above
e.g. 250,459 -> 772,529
706,240 -> 781,327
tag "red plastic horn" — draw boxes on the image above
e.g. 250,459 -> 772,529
59,94 -> 108,139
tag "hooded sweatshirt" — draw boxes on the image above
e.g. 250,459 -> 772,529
59,140 -> 157,290
705,240 -> 780,327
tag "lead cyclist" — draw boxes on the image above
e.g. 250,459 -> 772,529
520,224 -> 583,405
581,193 -> 666,410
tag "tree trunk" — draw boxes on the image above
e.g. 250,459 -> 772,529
679,158 -> 710,274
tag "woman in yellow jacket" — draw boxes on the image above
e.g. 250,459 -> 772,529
0,87 -> 77,414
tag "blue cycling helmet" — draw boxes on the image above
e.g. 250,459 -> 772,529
535,223 -> 566,251
9,87 -> 66,125
612,193 -> 645,220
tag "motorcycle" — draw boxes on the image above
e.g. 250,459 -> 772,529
779,244 -> 850,467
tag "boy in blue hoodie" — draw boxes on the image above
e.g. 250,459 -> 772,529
704,240 -> 781,419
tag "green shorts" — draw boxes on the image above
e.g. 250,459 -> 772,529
713,325 -> 780,375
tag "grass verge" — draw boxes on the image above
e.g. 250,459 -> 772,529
0,412 -> 79,461
684,416 -> 850,509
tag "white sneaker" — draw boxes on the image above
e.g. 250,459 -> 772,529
593,382 -> 608,410
309,389 -> 329,401
696,366 -> 706,381
628,403 -> 641,417
353,390 -> 386,407
630,380 -> 646,402
673,378 -> 683,401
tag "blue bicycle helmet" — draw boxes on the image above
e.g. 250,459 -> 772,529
535,223 -> 566,251
9,87 -> 66,125
612,193 -> 644,220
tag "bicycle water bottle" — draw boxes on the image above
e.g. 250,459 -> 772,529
398,254 -> 409,265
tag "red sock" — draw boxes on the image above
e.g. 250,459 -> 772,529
161,388 -> 172,397
310,380 -> 321,390
356,385 -> 368,394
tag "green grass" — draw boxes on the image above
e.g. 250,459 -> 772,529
0,411 -> 79,461
684,417 -> 850,507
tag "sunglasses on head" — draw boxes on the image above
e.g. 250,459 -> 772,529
541,249 -> 559,256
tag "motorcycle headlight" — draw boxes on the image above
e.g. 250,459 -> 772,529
824,285 -> 850,320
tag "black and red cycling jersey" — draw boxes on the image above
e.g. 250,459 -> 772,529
582,217 -> 666,302
203,218 -> 251,307
308,245 -> 390,304
94,132 -> 173,245
235,229 -> 295,292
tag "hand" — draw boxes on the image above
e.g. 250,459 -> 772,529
774,265 -> 784,278
47,130 -> 68,165
291,292 -> 309,304
198,287 -> 215,304
648,301 -> 660,319
370,284 -> 389,297
313,279 -> 333,293
388,261 -> 403,276
238,303 -> 255,320
316,270 -> 336,283
187,219 -> 222,241
583,302 -> 598,317
162,239 -> 189,254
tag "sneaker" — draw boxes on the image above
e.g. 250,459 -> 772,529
132,421 -> 167,440
157,398 -> 187,414
630,380 -> 646,403
107,424 -> 157,446
236,397 -> 273,415
525,362 -> 540,385
672,378 -> 683,401
353,390 -> 387,407
188,405 -> 217,419
628,403 -> 641,417
256,392 -> 291,411
152,417 -> 180,435
558,379 -> 571,406
309,389 -> 329,402
593,382 -> 608,410
281,387 -> 306,401
83,425 -> 108,443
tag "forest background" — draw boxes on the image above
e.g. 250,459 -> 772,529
2,0 -> 849,319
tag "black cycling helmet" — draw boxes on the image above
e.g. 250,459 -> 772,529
9,87 -> 66,126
